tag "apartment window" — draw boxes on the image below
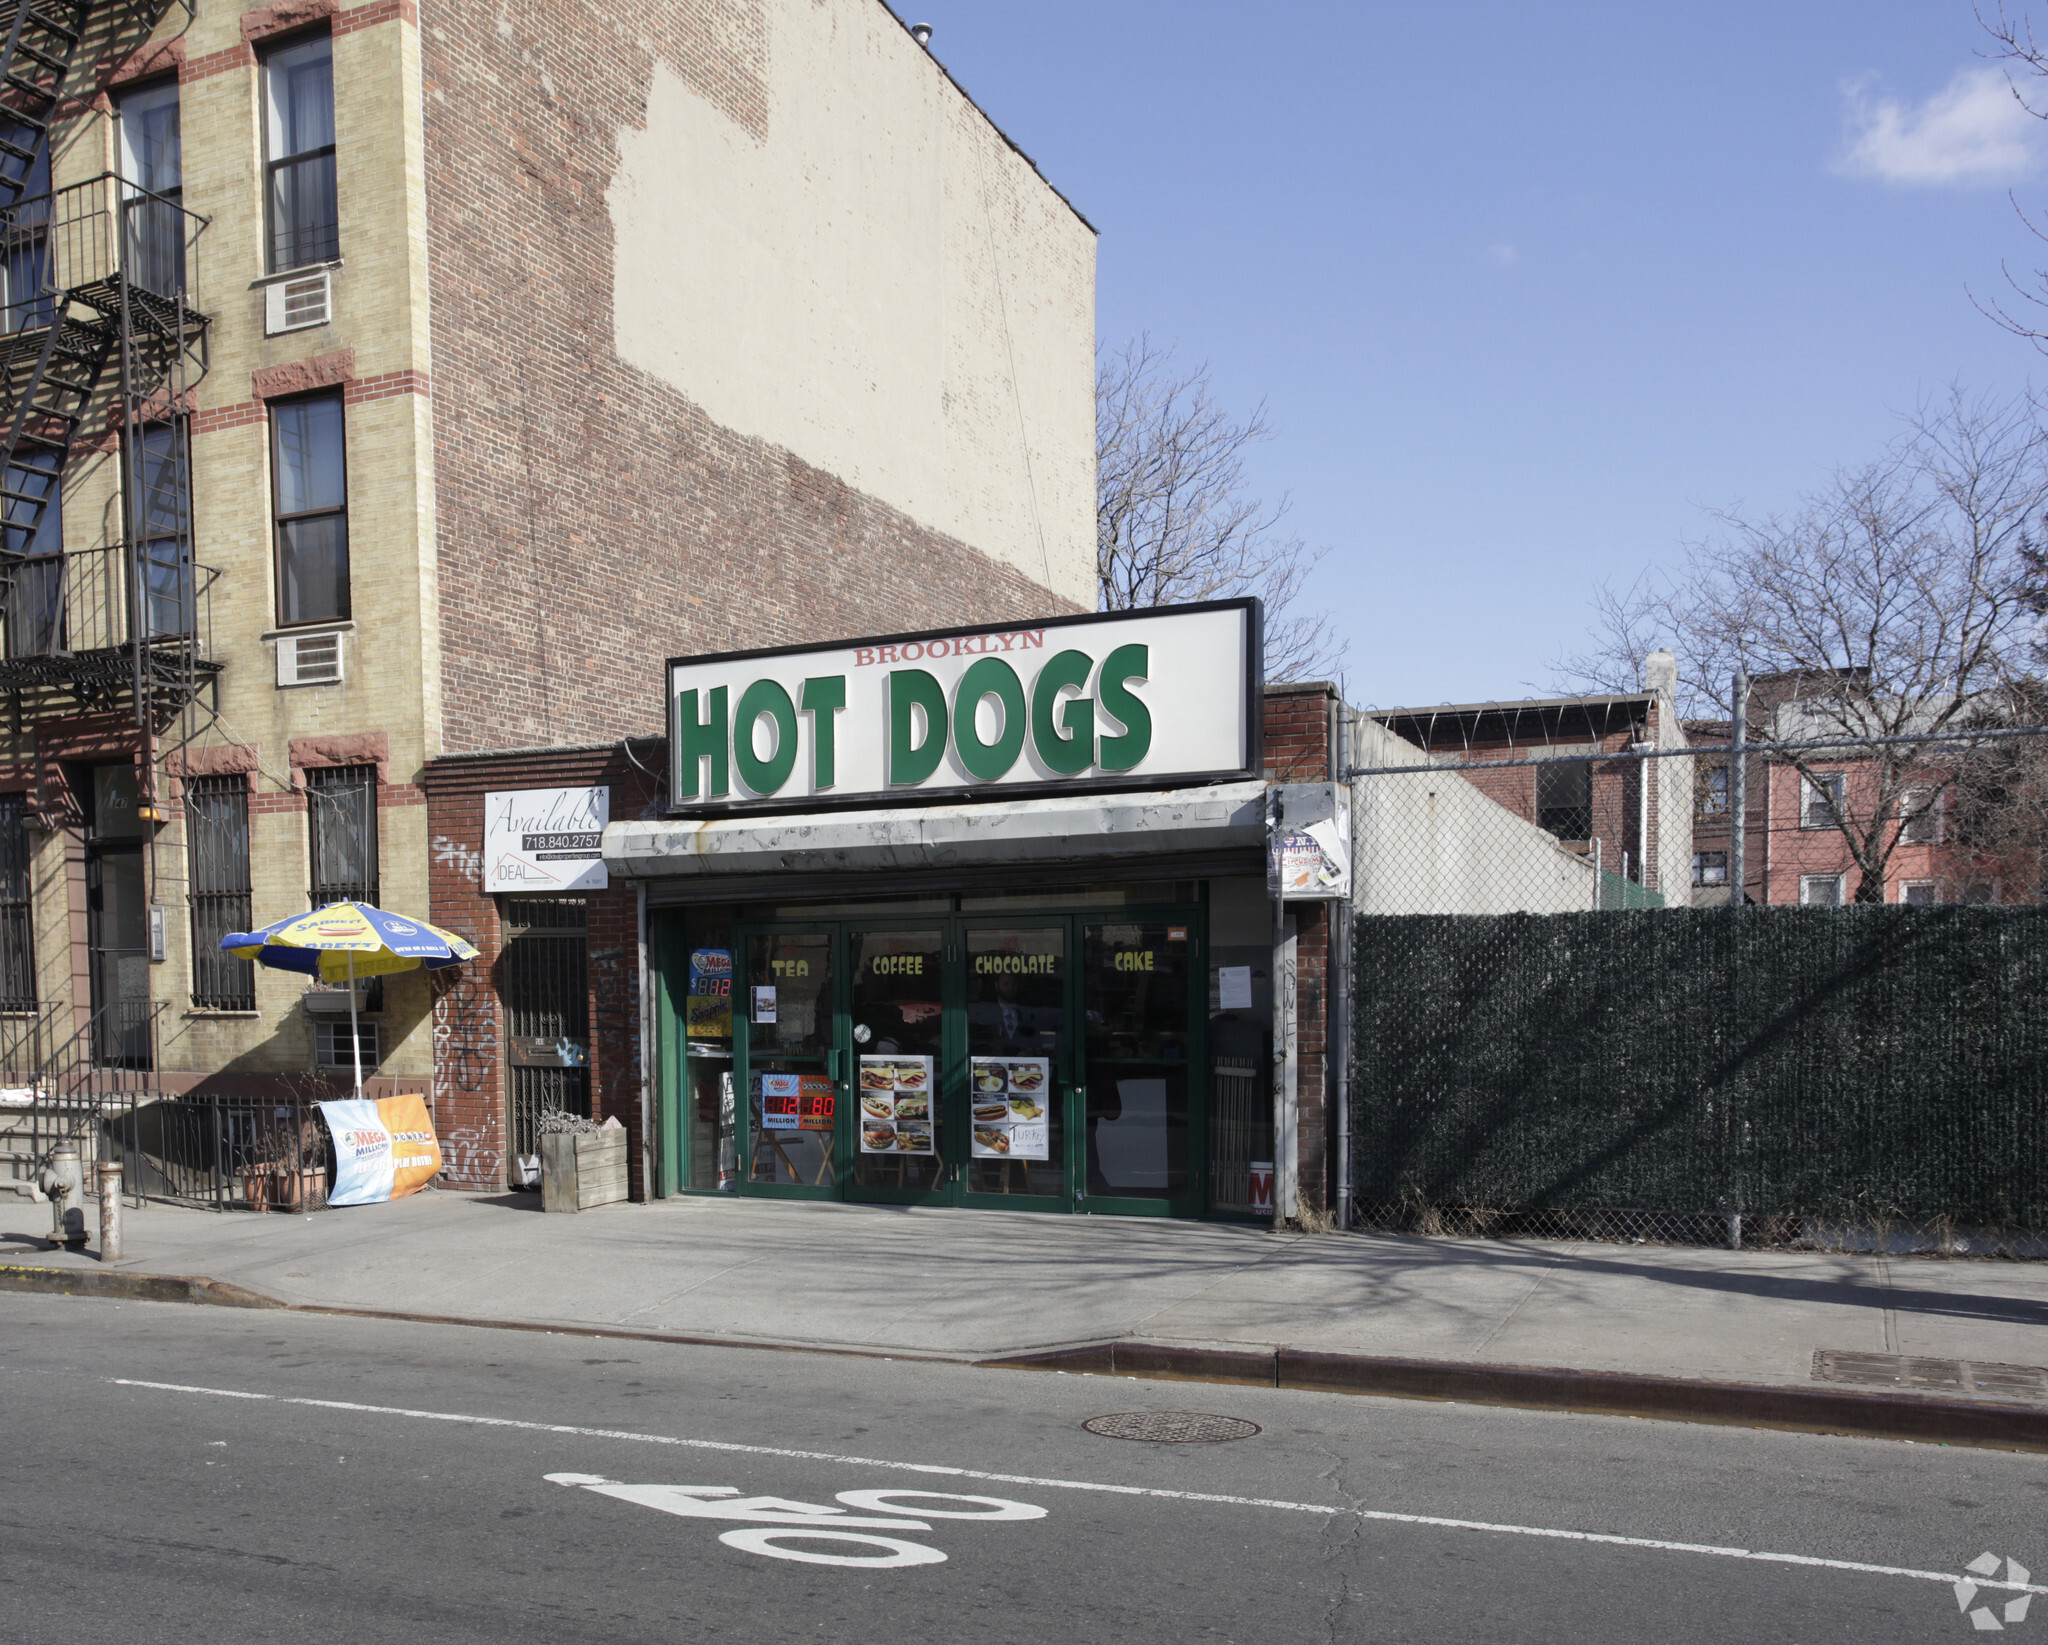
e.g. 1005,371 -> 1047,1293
1695,763 -> 1729,818
1962,880 -> 1997,905
187,775 -> 254,1010
1900,881 -> 1937,906
315,1018 -> 379,1069
0,122 -> 52,334
4,446 -> 62,657
0,794 -> 34,1010
1800,874 -> 1845,907
265,34 -> 337,271
1692,851 -> 1728,887
271,393 -> 348,625
117,79 -> 184,294
133,420 -> 195,637
1801,772 -> 1845,830
307,764 -> 377,906
1536,758 -> 1593,840
1899,789 -> 1943,845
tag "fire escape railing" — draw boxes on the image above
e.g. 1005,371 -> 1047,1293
0,171 -> 213,725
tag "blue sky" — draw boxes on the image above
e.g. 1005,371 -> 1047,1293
899,1 -> 2048,707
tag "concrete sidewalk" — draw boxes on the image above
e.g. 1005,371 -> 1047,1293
5,1188 -> 2047,1397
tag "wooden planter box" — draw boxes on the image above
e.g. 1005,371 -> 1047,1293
541,1130 -> 629,1213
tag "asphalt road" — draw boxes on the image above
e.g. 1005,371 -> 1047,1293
3,1294 -> 2043,1643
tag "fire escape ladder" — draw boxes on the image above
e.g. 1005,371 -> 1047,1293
0,0 -> 90,207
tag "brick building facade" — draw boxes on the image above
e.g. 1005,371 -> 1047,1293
0,0 -> 1094,1119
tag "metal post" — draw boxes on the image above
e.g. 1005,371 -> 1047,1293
348,948 -> 363,1100
1728,671 -> 1749,907
97,1160 -> 123,1262
1267,785 -> 1287,1231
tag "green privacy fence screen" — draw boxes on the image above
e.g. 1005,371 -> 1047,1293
1351,907 -> 2048,1228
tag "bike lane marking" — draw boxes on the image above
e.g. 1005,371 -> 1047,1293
110,1378 -> 2045,1600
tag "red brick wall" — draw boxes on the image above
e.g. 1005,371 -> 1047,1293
417,0 -> 1082,754
1263,685 -> 1335,1216
421,745 -> 663,1190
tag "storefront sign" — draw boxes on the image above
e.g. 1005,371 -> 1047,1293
858,1055 -> 934,1154
667,601 -> 1259,814
485,786 -> 611,892
688,948 -> 733,1039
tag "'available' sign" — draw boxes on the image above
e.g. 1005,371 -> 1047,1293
665,601 -> 1260,814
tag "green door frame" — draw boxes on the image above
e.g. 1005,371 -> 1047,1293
658,898 -> 1210,1219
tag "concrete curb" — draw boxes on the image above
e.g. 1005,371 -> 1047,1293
979,1340 -> 2048,1453
0,1263 -> 280,1311
10,1261 -> 2045,1452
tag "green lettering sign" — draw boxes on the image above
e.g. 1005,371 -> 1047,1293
674,685 -> 729,798
953,657 -> 1027,782
800,675 -> 846,790
888,669 -> 948,785
1097,644 -> 1152,771
733,678 -> 798,795
1030,648 -> 1094,775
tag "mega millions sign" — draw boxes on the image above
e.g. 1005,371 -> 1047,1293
666,601 -> 1260,814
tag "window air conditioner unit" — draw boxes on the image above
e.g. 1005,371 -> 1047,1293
277,630 -> 342,687
265,268 -> 332,335
303,982 -> 371,1014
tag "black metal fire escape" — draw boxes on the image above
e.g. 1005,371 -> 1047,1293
0,0 -> 215,740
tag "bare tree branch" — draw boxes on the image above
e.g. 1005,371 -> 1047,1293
1097,336 -> 1346,683
1555,386 -> 2048,901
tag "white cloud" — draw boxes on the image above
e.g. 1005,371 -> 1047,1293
1836,65 -> 2042,186
1483,242 -> 1519,266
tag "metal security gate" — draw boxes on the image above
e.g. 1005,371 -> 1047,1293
500,899 -> 589,1180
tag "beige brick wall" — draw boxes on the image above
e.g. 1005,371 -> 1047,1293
0,0 -> 437,1080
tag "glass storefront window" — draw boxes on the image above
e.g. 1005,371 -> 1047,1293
682,919 -> 736,1192
965,926 -> 1065,1199
745,931 -> 834,1187
1083,921 -> 1192,1199
848,928 -> 944,1192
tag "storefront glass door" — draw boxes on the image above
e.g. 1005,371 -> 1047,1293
847,926 -> 946,1199
724,904 -> 1204,1216
960,925 -> 1067,1204
740,930 -> 837,1194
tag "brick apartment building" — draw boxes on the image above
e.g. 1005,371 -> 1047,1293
0,0 -> 1094,1103
1366,652 -> 1693,907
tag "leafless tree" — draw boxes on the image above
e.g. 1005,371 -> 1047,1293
1976,6 -> 2048,343
1097,336 -> 1346,683
1556,388 -> 2048,901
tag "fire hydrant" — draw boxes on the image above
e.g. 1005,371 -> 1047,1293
38,1143 -> 86,1250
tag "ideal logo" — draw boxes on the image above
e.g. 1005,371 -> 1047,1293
1958,1552 -> 2034,1631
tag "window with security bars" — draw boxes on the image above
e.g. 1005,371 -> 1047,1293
307,765 -> 377,906
187,775 -> 254,1009
315,1019 -> 378,1068
0,794 -> 33,1010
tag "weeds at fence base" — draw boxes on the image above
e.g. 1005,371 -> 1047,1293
1349,1196 -> 2048,1259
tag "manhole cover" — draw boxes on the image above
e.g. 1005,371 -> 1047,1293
1082,1412 -> 1261,1444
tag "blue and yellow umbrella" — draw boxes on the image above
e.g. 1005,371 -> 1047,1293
222,901 -> 480,1094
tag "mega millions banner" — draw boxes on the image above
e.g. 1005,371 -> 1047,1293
320,1094 -> 443,1207
666,600 -> 1261,815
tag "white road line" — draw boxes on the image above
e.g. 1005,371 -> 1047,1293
111,1377 -> 2043,1597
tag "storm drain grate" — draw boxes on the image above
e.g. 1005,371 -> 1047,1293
1812,1349 -> 2048,1402
1083,1412 -> 1262,1444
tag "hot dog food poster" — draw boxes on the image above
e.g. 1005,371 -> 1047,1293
969,1058 -> 1050,1161
856,1055 -> 935,1154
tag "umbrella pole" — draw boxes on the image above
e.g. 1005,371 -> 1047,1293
348,951 -> 363,1101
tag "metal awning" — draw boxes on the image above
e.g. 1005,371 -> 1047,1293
603,780 -> 1268,880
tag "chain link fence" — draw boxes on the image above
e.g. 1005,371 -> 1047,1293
1342,717 -> 2048,1255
